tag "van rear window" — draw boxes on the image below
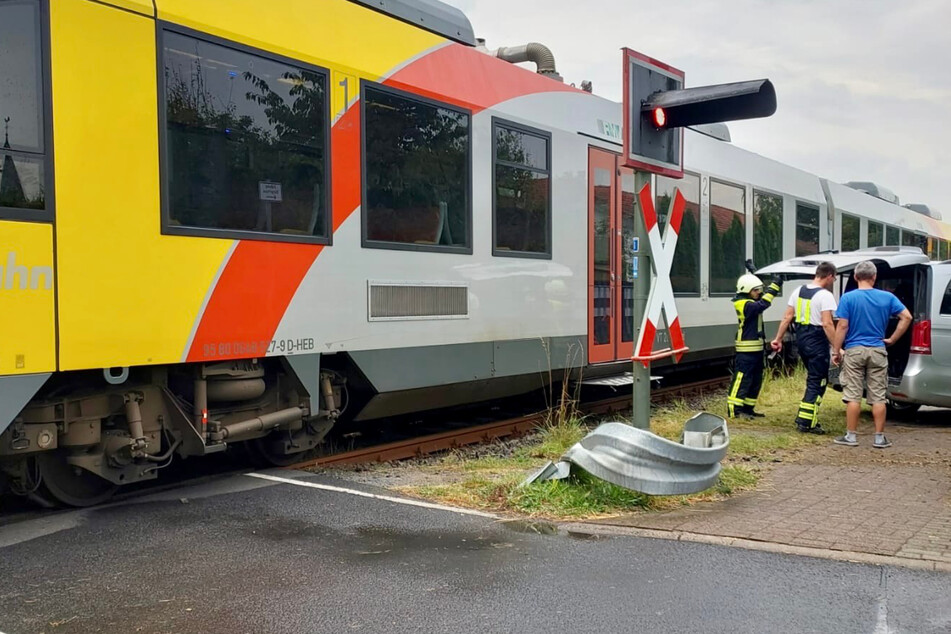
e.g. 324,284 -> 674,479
940,279 -> 951,315
0,0 -> 46,212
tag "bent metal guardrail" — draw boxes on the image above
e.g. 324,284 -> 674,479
523,413 -> 730,496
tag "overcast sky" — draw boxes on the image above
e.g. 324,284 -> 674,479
452,0 -> 951,215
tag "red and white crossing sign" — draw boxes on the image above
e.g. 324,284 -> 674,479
633,183 -> 689,367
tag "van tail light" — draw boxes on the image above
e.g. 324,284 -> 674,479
910,320 -> 931,355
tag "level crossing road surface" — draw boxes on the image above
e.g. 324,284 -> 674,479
1,471 -> 949,634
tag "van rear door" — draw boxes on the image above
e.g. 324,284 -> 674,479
755,247 -> 931,281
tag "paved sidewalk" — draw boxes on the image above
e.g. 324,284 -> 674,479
595,416 -> 951,565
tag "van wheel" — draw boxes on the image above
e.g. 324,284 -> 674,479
887,400 -> 921,419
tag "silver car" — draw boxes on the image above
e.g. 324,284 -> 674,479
758,246 -> 951,415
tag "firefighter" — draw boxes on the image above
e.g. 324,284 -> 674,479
770,262 -> 837,434
727,274 -> 781,419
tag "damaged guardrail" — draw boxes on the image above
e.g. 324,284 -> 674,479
523,412 -> 729,495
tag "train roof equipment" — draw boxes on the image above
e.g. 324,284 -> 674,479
845,181 -> 900,205
904,203 -> 942,221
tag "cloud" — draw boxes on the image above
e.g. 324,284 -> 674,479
452,0 -> 951,213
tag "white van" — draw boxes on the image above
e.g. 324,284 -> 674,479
757,246 -> 951,415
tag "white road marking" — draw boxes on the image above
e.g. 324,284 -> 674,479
246,472 -> 498,519
873,595 -> 889,634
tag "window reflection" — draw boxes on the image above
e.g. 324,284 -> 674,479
364,85 -> 470,250
795,203 -> 819,256
709,180 -> 746,294
656,173 -> 701,294
886,226 -> 900,246
494,122 -> 550,256
867,221 -> 884,247
163,31 -> 328,239
593,168 -> 611,346
841,213 -> 860,251
753,191 -> 783,268
0,0 -> 46,212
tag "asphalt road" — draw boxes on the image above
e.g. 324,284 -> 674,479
0,471 -> 949,634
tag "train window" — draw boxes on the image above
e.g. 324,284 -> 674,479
656,173 -> 700,294
941,240 -> 949,261
867,221 -> 884,247
0,0 -> 48,217
795,203 -> 820,256
841,213 -> 860,251
709,180 -> 746,295
492,119 -> 550,258
886,225 -> 900,246
160,30 -> 330,243
363,84 -> 471,253
753,191 -> 783,268
927,238 -> 939,260
901,230 -> 928,253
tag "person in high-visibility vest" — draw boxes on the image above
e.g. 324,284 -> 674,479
727,274 -> 781,419
770,262 -> 838,434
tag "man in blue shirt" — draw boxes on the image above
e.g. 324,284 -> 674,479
832,261 -> 912,448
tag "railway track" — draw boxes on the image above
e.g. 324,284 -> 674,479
292,375 -> 729,469
0,376 -> 727,517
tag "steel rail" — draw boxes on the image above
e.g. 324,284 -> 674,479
289,376 -> 729,469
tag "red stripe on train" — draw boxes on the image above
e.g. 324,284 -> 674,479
384,43 -> 578,114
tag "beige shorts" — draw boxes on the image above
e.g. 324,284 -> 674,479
841,346 -> 888,404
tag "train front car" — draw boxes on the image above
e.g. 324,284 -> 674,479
0,0 -> 368,507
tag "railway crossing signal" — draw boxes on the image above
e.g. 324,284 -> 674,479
623,47 -> 778,430
623,47 -> 777,178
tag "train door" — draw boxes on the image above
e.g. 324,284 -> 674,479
588,148 -> 637,364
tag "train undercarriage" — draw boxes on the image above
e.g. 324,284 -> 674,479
0,359 -> 346,507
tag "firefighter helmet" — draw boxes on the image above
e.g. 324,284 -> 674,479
736,273 -> 764,294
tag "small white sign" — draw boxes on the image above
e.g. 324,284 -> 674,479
259,181 -> 283,202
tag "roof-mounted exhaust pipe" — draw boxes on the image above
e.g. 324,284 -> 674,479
478,40 -> 563,82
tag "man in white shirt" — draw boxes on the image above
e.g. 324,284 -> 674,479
770,261 -> 838,434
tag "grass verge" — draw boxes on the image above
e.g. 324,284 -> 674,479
397,367 -> 847,520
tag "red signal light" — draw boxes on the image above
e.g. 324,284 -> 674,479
652,107 -> 667,128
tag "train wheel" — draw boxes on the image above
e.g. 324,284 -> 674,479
246,436 -> 319,468
34,452 -> 118,507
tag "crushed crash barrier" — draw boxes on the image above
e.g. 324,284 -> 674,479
522,412 -> 729,496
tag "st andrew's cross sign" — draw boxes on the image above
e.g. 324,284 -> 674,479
632,183 -> 689,366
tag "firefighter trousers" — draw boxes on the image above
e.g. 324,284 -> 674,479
795,329 -> 830,428
728,351 -> 764,418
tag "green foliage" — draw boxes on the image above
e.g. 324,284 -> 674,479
527,417 -> 587,460
163,36 -> 326,233
754,192 -> 783,268
507,471 -> 653,517
711,212 -> 746,293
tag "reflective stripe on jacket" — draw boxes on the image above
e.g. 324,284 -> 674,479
795,285 -> 822,326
